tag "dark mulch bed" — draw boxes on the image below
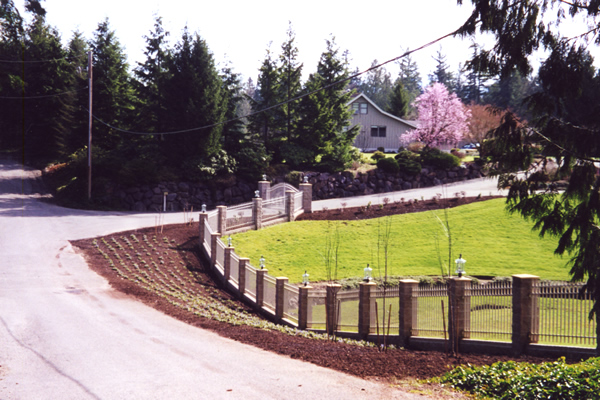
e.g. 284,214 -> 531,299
296,195 -> 503,221
72,196 -> 556,398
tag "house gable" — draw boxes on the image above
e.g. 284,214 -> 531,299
347,93 -> 417,152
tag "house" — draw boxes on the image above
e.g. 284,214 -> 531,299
347,93 -> 417,152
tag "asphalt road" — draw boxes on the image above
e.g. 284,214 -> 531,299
0,158 -> 426,400
314,175 -> 506,211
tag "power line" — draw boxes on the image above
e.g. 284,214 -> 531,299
90,27 -> 460,136
0,53 -> 87,63
0,86 -> 89,99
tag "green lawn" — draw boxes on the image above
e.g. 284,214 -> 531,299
231,198 -> 569,283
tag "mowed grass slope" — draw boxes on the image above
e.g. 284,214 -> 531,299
231,198 -> 569,283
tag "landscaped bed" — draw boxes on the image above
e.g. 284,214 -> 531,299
71,196 -> 565,399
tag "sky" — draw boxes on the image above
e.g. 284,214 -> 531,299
15,0 -> 485,85
14,0 -> 600,86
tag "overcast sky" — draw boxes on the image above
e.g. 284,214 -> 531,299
14,0 -> 489,84
14,0 -> 598,85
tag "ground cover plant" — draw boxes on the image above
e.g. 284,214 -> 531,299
73,222 -> 560,400
231,198 -> 568,283
440,357 -> 600,399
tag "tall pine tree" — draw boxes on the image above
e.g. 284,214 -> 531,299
296,37 -> 359,171
162,28 -> 225,174
247,47 -> 281,162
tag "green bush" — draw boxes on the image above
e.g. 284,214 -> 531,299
420,147 -> 460,169
371,151 -> 386,162
394,151 -> 422,175
440,357 -> 600,400
377,146 -> 385,153
285,171 -> 303,186
376,157 -> 400,173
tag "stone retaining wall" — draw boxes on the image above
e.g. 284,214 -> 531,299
111,163 -> 487,211
305,163 -> 487,201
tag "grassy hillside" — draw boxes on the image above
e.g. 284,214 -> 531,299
231,198 -> 570,283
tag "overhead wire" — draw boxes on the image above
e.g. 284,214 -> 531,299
0,53 -> 87,63
90,27 -> 461,136
0,86 -> 89,99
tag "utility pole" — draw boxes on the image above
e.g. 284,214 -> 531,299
87,51 -> 93,200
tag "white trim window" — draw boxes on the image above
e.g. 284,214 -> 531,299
352,102 -> 368,115
370,125 -> 386,137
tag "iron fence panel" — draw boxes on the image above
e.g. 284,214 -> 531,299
534,281 -> 597,347
263,274 -> 277,312
283,283 -> 299,324
307,290 -> 326,330
414,284 -> 448,338
465,281 -> 512,342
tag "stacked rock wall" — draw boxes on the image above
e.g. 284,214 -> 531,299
110,163 -> 487,211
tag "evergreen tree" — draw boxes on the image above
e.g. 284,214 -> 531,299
22,14 -> 76,163
0,0 -> 25,152
162,28 -> 225,173
397,52 -> 422,100
358,60 -> 393,110
133,16 -> 171,134
386,79 -> 411,119
277,23 -> 302,145
90,19 -> 135,151
397,53 -> 422,118
63,31 -> 90,156
458,0 -> 600,351
221,65 -> 267,179
483,71 -> 536,118
429,49 -> 455,91
247,47 -> 281,161
459,43 -> 486,104
295,37 -> 359,171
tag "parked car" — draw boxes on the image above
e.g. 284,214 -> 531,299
461,143 -> 479,149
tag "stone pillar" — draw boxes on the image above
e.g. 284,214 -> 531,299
300,183 -> 312,213
253,197 -> 262,230
275,277 -> 289,319
258,180 -> 270,199
217,205 -> 227,236
198,212 -> 208,245
448,277 -> 471,353
399,279 -> 419,347
298,285 -> 311,330
326,284 -> 342,335
256,268 -> 267,308
286,190 -> 295,222
224,246 -> 233,282
512,274 -> 540,356
359,281 -> 377,339
238,257 -> 249,296
210,232 -> 221,268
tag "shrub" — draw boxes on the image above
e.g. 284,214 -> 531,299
407,141 -> 425,153
285,171 -> 303,186
441,357 -> 600,400
371,151 -> 386,162
377,157 -> 400,173
377,146 -> 385,153
394,151 -> 422,175
450,148 -> 466,159
420,147 -> 460,169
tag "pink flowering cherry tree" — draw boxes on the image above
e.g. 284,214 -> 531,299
401,83 -> 470,148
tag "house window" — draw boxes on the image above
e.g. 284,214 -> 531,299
370,125 -> 386,137
352,102 -> 368,114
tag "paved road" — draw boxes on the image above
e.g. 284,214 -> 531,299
0,158 -> 425,400
314,176 -> 506,211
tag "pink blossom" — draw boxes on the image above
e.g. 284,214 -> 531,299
401,83 -> 470,148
